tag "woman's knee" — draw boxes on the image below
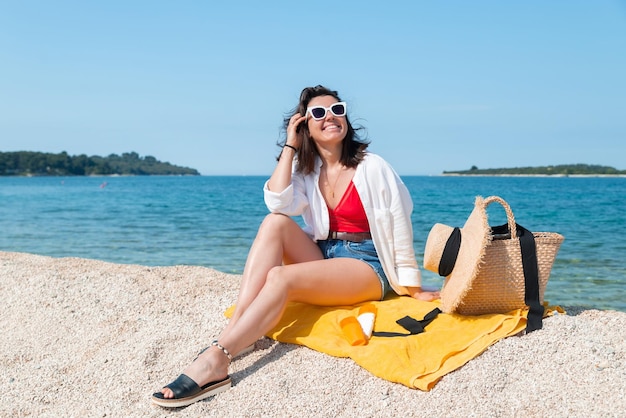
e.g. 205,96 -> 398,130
262,212 -> 294,227
257,213 -> 295,239
265,265 -> 293,292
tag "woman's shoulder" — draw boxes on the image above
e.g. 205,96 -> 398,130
362,152 -> 393,170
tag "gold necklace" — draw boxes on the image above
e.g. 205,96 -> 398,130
324,166 -> 344,198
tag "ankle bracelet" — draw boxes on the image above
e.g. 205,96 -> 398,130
211,340 -> 233,363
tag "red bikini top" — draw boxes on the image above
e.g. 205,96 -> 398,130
328,181 -> 370,232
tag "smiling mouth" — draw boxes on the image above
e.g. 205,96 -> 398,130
323,124 -> 342,131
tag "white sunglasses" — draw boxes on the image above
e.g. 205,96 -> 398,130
306,102 -> 347,120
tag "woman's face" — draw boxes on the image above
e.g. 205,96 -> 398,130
305,95 -> 348,146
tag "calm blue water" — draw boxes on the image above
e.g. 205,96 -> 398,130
1,175 -> 624,312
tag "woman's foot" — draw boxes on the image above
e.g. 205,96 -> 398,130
152,343 -> 232,407
151,374 -> 231,408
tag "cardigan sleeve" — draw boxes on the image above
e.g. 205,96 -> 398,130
263,169 -> 310,216
356,154 -> 421,293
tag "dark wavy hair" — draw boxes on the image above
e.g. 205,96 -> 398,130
278,85 -> 369,174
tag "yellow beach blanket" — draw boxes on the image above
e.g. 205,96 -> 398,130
226,296 -> 537,391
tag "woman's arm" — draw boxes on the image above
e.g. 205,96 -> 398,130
267,113 -> 306,192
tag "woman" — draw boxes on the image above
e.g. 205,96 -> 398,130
152,85 -> 440,408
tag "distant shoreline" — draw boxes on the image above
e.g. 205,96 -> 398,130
3,173 -> 200,177
441,173 -> 626,178
0,151 -> 199,176
441,164 -> 625,176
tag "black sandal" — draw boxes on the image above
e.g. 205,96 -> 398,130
151,374 -> 231,408
151,341 -> 233,408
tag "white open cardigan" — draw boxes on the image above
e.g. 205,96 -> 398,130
263,152 -> 421,295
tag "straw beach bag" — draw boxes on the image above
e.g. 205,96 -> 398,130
424,196 -> 564,332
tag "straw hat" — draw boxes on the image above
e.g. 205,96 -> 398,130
423,196 -> 492,313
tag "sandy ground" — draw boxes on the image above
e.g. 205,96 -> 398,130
1,251 -> 624,417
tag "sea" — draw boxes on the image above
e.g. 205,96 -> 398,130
1,175 -> 624,312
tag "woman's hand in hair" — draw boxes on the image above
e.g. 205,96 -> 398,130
286,112 -> 307,150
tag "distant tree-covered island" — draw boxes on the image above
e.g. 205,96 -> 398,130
443,164 -> 626,176
0,151 -> 200,176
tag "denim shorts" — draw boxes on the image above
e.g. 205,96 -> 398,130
317,239 -> 392,300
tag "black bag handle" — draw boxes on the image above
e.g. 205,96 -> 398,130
517,224 -> 543,332
491,221 -> 544,332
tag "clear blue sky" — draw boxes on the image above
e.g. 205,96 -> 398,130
1,1 -> 625,175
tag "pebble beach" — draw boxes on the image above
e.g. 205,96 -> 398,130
1,250 -> 624,417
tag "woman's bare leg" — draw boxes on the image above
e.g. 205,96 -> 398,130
158,214 -> 325,398
159,255 -> 381,399
224,213 -> 323,332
